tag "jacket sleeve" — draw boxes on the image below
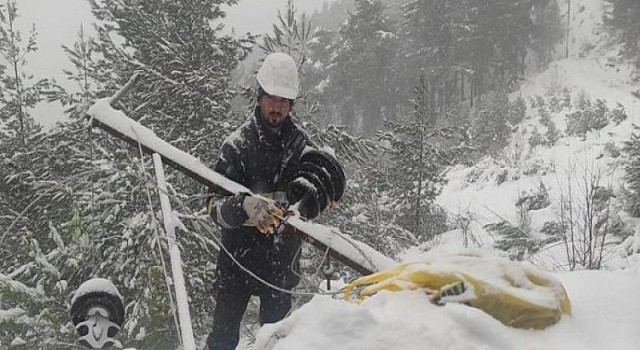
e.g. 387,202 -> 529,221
207,142 -> 248,229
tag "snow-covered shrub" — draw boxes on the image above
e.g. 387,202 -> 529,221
575,90 -> 591,110
622,127 -> 640,217
503,129 -> 529,168
591,99 -> 610,130
522,157 -> 554,176
545,90 -> 561,114
547,94 -> 562,113
516,182 -> 551,211
545,86 -> 572,113
607,102 -> 628,125
488,221 -> 541,261
464,168 -> 484,184
509,96 -> 527,125
529,95 -> 545,109
537,102 -> 561,145
603,141 -> 621,158
565,98 -> 610,137
560,87 -> 572,110
565,110 -> 590,137
495,169 -> 509,185
545,120 -> 561,145
540,221 -> 564,239
528,128 -> 546,149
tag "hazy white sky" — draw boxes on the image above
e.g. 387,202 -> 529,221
11,0 -> 334,128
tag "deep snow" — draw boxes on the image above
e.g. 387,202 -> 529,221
252,253 -> 640,350
245,0 -> 640,349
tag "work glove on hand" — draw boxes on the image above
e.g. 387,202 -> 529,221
242,195 -> 285,234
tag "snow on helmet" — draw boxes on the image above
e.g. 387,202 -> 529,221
257,52 -> 299,100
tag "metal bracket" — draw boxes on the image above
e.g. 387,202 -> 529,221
76,307 -> 121,349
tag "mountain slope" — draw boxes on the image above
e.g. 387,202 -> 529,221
246,1 -> 640,349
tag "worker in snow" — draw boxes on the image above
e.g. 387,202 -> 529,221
205,52 -> 344,350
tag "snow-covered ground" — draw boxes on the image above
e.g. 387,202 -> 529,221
253,252 -> 640,350
248,1 -> 640,349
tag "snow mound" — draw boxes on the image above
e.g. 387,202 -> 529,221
253,246 -> 640,350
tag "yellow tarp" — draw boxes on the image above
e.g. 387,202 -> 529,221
344,252 -> 571,329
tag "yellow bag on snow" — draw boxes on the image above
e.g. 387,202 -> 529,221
344,251 -> 571,329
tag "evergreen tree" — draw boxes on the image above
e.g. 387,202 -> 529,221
400,0 -> 466,107
47,25 -> 105,120
87,0 -> 254,161
259,0 -> 312,69
383,75 -> 467,239
0,0 -> 51,143
604,0 -> 640,66
0,120 -> 152,349
0,5 -> 61,346
470,87 -> 518,156
400,0 -> 536,109
326,0 -> 400,134
303,26 -> 340,123
530,0 -> 564,68
2,1 -> 255,348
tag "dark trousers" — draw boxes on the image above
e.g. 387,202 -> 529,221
206,288 -> 292,350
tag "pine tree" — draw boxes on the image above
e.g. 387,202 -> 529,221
259,0 -> 312,68
87,0 -> 255,161
0,120 -> 130,349
604,0 -> 640,66
400,0 -> 465,83
75,1 -> 254,346
530,0 -> 564,68
0,0 -> 51,143
325,0 -> 400,134
383,74 -> 468,240
2,1 -> 255,348
470,88 -> 514,156
47,24 -> 104,119
0,5 -> 64,345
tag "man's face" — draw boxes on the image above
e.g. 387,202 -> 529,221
259,92 -> 291,127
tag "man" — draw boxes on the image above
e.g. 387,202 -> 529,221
205,52 -> 342,350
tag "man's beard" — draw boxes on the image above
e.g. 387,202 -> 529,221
265,112 -> 284,126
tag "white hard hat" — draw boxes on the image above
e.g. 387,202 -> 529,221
256,52 -> 299,100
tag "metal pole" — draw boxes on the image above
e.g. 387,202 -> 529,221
152,153 -> 196,350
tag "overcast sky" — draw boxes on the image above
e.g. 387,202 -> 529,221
11,0 -> 335,128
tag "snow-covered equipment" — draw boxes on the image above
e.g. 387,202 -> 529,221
153,154 -> 197,350
70,278 -> 125,349
344,252 -> 572,329
87,74 -> 394,276
256,52 -> 300,99
287,149 -> 346,219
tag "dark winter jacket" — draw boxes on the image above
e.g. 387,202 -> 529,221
209,107 -> 312,292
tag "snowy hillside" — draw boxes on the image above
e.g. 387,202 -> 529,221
436,0 -> 640,271
248,1 -> 640,349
